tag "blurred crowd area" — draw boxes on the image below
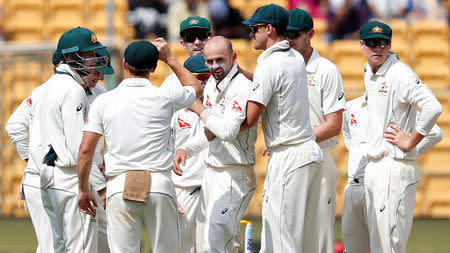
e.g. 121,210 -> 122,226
0,0 -> 448,42
0,0 -> 449,218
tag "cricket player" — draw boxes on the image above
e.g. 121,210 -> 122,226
77,39 -> 203,253
342,95 -> 442,253
359,21 -> 442,253
173,36 -> 257,253
5,47 -> 113,253
241,4 -> 323,252
285,9 -> 346,253
170,54 -> 210,253
27,27 -> 107,253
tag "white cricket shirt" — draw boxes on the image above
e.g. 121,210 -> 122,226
5,96 -> 32,160
249,40 -> 318,155
201,64 -> 257,168
364,54 -> 442,160
170,108 -> 207,188
28,64 -> 87,170
307,48 -> 346,149
342,96 -> 369,181
84,77 -> 196,177
344,96 -> 443,181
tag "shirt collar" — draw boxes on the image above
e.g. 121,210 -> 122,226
369,54 -> 397,76
118,78 -> 152,88
56,64 -> 85,85
306,48 -> 320,73
214,63 -> 239,93
257,40 -> 291,63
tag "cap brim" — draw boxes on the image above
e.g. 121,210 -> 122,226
362,34 -> 391,40
242,19 -> 259,25
286,25 -> 301,31
81,44 -> 106,53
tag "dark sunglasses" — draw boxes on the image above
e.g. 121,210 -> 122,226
250,23 -> 267,33
285,30 -> 305,39
364,39 -> 390,48
194,73 -> 211,81
183,32 -> 211,43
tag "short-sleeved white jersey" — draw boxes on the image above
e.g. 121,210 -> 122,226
342,96 -> 369,181
364,54 -> 442,160
170,108 -> 207,188
307,48 -> 346,149
343,96 -> 442,180
249,40 -> 316,151
84,78 -> 196,177
28,64 -> 87,170
5,96 -> 32,160
202,64 -> 257,168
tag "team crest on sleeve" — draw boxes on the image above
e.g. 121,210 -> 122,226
205,95 -> 212,108
178,118 -> 191,129
26,96 -> 32,106
232,101 -> 243,112
350,114 -> 357,126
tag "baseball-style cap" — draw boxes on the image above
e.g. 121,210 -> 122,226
124,40 -> 158,69
183,55 -> 209,73
96,47 -> 115,75
359,21 -> 392,40
287,9 -> 314,31
180,16 -> 211,37
242,4 -> 289,27
57,27 -> 105,54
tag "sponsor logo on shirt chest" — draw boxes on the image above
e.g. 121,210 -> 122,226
378,82 -> 388,93
350,114 -> 358,126
307,75 -> 316,87
178,118 -> 192,129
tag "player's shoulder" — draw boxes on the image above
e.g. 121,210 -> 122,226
93,84 -> 107,94
345,96 -> 365,112
161,73 -> 181,88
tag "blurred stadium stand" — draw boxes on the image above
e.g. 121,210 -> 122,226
0,0 -> 449,218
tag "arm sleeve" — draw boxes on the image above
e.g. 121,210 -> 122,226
83,96 -> 104,135
61,86 -> 87,166
5,97 -> 31,160
399,76 -> 442,136
203,86 -> 249,141
321,66 -> 346,115
164,85 -> 196,109
341,110 -> 352,151
179,130 -> 208,159
417,123 -> 443,155
248,64 -> 275,106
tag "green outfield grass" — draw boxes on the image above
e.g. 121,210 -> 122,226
0,217 -> 449,253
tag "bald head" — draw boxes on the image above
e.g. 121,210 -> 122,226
203,36 -> 236,81
204,36 -> 233,55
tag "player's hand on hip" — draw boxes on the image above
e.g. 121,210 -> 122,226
154,38 -> 172,63
78,190 -> 98,215
384,122 -> 413,152
173,149 -> 186,176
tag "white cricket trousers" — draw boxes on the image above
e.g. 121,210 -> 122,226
41,166 -> 98,253
365,157 -> 419,253
196,165 -> 256,253
304,148 -> 337,253
22,172 -> 54,253
259,145 -> 322,253
341,181 -> 370,253
176,186 -> 201,253
106,171 -> 180,253
94,190 -> 110,253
